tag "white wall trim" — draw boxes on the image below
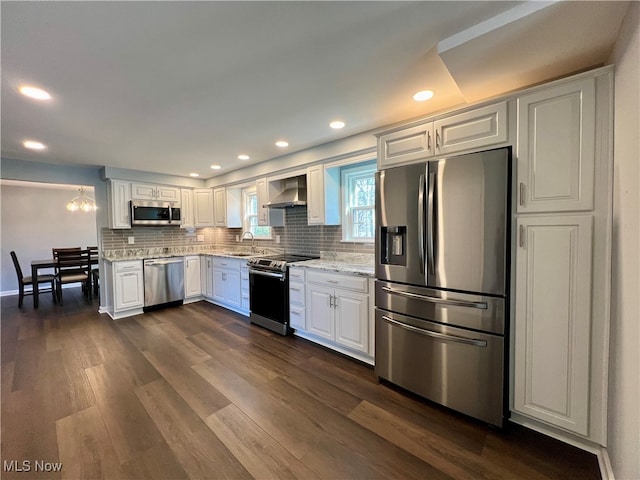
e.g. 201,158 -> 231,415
597,448 -> 615,480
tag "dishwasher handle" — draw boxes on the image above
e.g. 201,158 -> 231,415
144,258 -> 184,266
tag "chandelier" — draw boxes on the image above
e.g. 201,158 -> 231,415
66,187 -> 97,212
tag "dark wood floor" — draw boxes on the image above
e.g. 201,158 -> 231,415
1,288 -> 601,480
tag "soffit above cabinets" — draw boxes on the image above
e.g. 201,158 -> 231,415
438,1 -> 630,102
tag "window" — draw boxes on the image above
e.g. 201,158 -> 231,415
243,187 -> 272,239
341,161 -> 376,242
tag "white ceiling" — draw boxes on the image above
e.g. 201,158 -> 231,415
1,1 -> 629,180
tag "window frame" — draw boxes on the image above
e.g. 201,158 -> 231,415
242,186 -> 272,239
340,161 -> 376,243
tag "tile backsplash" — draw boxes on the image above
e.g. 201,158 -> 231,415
101,206 -> 374,256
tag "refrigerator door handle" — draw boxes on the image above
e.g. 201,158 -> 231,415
418,174 -> 426,274
381,286 -> 488,310
381,315 -> 488,347
427,172 -> 436,276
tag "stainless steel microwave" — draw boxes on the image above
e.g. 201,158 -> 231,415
130,201 -> 181,226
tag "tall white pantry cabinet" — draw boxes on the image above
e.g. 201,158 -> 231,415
512,67 -> 612,446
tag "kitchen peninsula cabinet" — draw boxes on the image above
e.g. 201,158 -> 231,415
184,255 -> 202,301
102,259 -> 144,319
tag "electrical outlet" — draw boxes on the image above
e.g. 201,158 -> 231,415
128,236 -> 135,245
235,235 -> 239,242
276,235 -> 281,244
197,234 -> 204,242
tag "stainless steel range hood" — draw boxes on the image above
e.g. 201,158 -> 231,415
266,176 -> 307,208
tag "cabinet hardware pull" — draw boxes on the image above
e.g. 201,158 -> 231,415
427,130 -> 432,150
519,183 -> 525,206
435,130 -> 441,149
519,225 -> 526,248
291,287 -> 300,291
328,295 -> 333,307
333,296 -> 338,308
326,279 -> 338,284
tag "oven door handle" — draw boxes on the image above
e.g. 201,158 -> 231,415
381,315 -> 487,347
249,269 -> 286,280
381,286 -> 487,310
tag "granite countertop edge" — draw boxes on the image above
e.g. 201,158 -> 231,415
291,259 -> 375,277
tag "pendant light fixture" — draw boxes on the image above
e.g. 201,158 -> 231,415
66,187 -> 97,212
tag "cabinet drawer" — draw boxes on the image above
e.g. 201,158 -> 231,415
290,305 -> 306,330
213,256 -> 241,271
289,281 -> 305,305
289,267 -> 306,282
114,260 -> 142,273
307,270 -> 368,293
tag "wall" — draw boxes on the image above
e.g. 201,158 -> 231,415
1,182 -> 98,293
608,2 -> 640,479
101,207 -> 374,256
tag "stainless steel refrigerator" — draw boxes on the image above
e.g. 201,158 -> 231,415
375,147 -> 510,427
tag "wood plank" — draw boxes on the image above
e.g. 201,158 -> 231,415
205,404 -> 319,480
10,335 -> 47,391
349,400 -> 527,480
142,347 -> 230,419
135,378 -> 251,479
55,406 -> 123,480
45,348 -> 96,420
119,443 -> 188,480
85,362 -> 165,463
146,322 -> 211,366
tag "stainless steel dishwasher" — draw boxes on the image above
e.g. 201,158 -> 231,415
143,257 -> 184,308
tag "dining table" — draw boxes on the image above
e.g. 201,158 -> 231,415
31,256 -> 98,308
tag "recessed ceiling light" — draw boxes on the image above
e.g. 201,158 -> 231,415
23,140 -> 46,150
19,85 -> 51,101
237,154 -> 250,161
329,120 -> 345,129
275,140 -> 289,148
210,164 -> 222,170
189,173 -> 200,177
412,90 -> 434,102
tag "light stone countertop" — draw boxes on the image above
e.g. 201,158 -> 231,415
291,252 -> 375,277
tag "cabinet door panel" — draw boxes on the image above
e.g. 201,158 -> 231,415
306,165 -> 325,225
379,122 -> 434,167
131,183 -> 157,200
109,180 -> 131,229
517,78 -> 595,213
156,186 -> 180,203
514,215 -> 592,435
184,256 -> 202,298
434,102 -> 507,155
193,189 -> 214,226
115,271 -> 143,310
307,285 -> 334,340
213,188 -> 227,226
225,270 -> 242,308
335,291 -> 369,353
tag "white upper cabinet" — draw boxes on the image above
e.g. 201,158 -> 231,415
181,189 -> 194,228
131,182 -> 181,203
193,188 -> 214,227
108,179 -> 131,229
517,77 -> 596,213
433,101 -> 507,155
256,177 -> 284,227
213,187 -> 227,226
377,101 -> 507,168
306,164 -> 340,225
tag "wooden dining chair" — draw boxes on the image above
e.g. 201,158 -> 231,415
10,251 -> 57,308
87,246 -> 99,296
53,248 -> 91,304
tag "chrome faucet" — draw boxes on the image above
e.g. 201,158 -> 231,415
241,231 -> 256,253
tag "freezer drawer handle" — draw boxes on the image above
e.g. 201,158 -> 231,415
381,286 -> 488,310
381,315 -> 487,347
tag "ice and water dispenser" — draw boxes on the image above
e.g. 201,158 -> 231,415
380,226 -> 407,266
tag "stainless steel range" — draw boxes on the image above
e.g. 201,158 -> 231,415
247,254 -> 317,335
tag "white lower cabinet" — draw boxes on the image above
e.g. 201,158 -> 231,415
103,259 -> 144,319
184,255 -> 202,301
303,269 -> 372,362
289,267 -> 306,331
513,215 -> 593,436
241,264 -> 250,313
210,257 -> 244,315
202,256 -> 214,300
